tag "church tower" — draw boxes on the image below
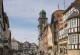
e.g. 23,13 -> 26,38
38,10 -> 48,36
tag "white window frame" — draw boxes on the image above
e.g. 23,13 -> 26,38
68,34 -> 78,44
75,45 -> 77,49
71,18 -> 77,28
79,45 -> 80,49
72,45 -> 74,49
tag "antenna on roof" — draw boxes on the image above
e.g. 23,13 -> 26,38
58,3 -> 60,10
63,0 -> 66,9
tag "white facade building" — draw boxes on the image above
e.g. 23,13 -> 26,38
11,38 -> 19,51
58,0 -> 80,55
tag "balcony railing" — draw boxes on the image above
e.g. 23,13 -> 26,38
3,38 -> 8,43
3,38 -> 9,47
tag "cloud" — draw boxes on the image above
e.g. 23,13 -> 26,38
3,0 -> 74,44
4,0 -> 56,19
4,0 -> 74,23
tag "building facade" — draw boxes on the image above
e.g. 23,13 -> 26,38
11,38 -> 20,52
51,10 -> 64,55
3,12 -> 11,55
51,0 -> 80,55
38,10 -> 48,55
47,25 -> 54,55
62,1 -> 80,55
0,0 -> 11,55
19,42 -> 23,52
38,10 -> 53,55
29,43 -> 38,55
23,41 -> 30,53
0,0 -> 4,55
23,41 -> 38,55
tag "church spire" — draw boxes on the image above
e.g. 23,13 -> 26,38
38,10 -> 48,36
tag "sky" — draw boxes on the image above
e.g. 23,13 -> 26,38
3,0 -> 74,44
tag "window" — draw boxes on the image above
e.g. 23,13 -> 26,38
69,29 -> 70,33
68,34 -> 78,49
75,45 -> 77,49
74,28 -> 77,32
68,45 -> 71,49
71,28 -> 73,32
60,48 -> 63,53
3,38 -> 8,43
72,45 -> 74,49
68,34 -> 78,44
78,18 -> 79,26
79,34 -> 80,43
68,35 -> 71,44
74,35 -> 78,44
67,21 -> 70,28
0,24 -> 1,33
0,15 -> 1,18
79,45 -> 80,49
71,18 -> 77,28
64,48 -> 67,54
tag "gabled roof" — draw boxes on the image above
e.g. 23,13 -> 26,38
68,11 -> 79,18
73,0 -> 80,9
51,10 -> 64,24
63,3 -> 73,14
66,14 -> 80,21
11,37 -> 17,42
52,10 -> 64,15
63,0 -> 80,14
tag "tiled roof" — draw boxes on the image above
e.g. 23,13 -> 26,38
64,0 -> 80,14
73,0 -> 80,9
11,37 -> 17,42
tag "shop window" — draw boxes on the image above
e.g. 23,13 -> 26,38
79,34 -> 80,43
75,45 -> 77,49
0,24 -> 2,33
64,48 -> 67,54
79,45 -> 80,49
60,48 -> 63,53
72,45 -> 74,49
68,45 -> 71,49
